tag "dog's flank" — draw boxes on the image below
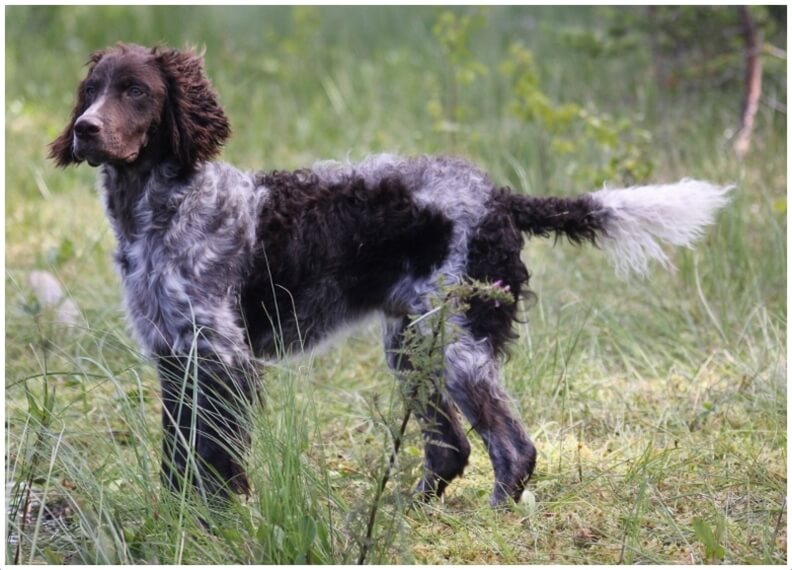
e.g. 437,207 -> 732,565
50,42 -> 731,506
243,165 -> 456,356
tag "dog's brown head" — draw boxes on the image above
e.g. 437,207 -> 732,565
49,43 -> 230,173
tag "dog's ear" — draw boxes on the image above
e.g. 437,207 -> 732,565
49,50 -> 105,167
155,47 -> 231,170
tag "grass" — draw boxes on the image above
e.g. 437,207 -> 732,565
5,5 -> 787,564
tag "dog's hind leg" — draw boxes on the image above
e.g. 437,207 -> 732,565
444,333 -> 536,506
383,317 -> 471,500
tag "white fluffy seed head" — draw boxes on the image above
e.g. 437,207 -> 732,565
590,179 -> 734,278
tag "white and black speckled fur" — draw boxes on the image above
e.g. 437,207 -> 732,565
51,44 -> 731,506
105,162 -> 258,357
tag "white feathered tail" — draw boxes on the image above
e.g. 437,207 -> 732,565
507,179 -> 733,277
590,180 -> 733,277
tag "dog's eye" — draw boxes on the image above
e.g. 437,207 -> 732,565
127,86 -> 145,98
84,85 -> 96,97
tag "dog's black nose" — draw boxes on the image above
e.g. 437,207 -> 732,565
74,116 -> 101,139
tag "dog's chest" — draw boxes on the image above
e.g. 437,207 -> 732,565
114,228 -> 200,354
112,194 -> 254,355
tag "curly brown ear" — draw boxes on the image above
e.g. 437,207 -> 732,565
49,50 -> 105,167
155,47 -> 231,170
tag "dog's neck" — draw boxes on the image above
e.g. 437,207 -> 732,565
98,123 -> 200,240
100,156 -> 191,242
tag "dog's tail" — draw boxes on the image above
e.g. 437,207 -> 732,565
507,180 -> 733,277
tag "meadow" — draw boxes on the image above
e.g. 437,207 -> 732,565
5,6 -> 787,564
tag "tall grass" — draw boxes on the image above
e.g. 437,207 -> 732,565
6,6 -> 786,564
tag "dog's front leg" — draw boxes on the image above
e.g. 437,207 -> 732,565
156,349 -> 258,503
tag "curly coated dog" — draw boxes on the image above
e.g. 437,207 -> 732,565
50,43 -> 731,506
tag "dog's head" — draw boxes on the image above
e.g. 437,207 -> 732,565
49,43 -> 230,174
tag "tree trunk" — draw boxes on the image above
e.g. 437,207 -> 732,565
734,5 -> 762,159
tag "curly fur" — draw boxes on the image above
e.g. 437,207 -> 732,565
155,47 -> 231,169
242,168 -> 455,356
50,43 -> 731,505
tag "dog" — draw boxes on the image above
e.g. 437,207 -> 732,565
49,43 -> 731,506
